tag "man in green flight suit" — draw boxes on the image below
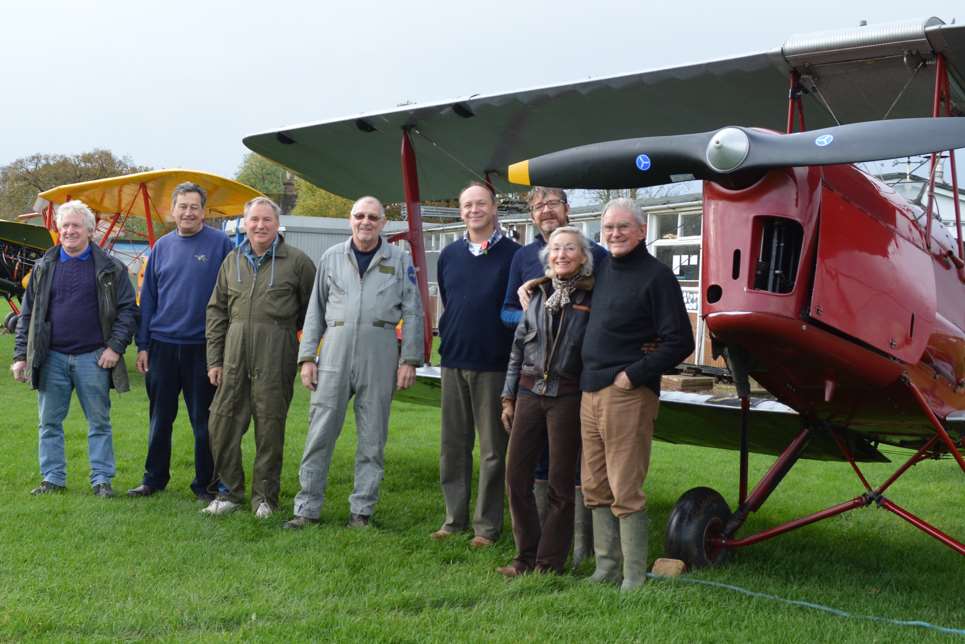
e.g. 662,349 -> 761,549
203,196 -> 316,518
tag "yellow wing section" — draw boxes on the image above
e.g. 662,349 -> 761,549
36,169 -> 264,224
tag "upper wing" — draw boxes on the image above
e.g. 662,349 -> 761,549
34,169 -> 264,224
243,18 -> 965,201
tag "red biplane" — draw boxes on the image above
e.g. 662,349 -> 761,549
242,17 -> 965,567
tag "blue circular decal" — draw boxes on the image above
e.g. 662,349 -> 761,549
635,154 -> 652,171
815,134 -> 834,147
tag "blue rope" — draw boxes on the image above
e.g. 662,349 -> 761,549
646,573 -> 965,637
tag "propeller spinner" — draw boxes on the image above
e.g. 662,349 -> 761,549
507,117 -> 965,190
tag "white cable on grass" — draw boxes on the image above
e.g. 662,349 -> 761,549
646,573 -> 965,637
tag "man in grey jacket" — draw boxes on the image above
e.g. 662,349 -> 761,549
10,200 -> 137,498
285,196 -> 424,529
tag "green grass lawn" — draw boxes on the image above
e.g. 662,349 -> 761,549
0,332 -> 962,642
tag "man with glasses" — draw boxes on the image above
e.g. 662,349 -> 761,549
128,182 -> 234,502
500,188 -> 606,328
580,198 -> 693,591
285,196 -> 424,529
500,187 -> 607,565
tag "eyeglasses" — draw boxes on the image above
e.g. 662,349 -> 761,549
352,213 -> 382,222
549,243 -> 581,253
532,199 -> 565,212
602,222 -> 638,234
175,204 -> 203,213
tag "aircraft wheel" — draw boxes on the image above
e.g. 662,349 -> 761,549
665,486 -> 732,569
3,312 -> 18,334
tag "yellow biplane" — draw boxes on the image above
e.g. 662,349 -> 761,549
34,168 -> 263,248
2,169 -> 262,327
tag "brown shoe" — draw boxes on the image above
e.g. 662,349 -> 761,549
470,535 -> 495,549
283,515 -> 320,530
430,528 -> 457,541
31,481 -> 65,495
346,513 -> 371,528
496,564 -> 529,578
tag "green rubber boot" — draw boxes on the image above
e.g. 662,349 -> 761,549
619,510 -> 649,591
572,488 -> 593,570
588,507 -> 623,584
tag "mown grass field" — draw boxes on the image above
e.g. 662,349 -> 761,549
0,332 -> 962,642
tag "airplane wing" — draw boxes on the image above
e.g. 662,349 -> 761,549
397,368 -> 887,463
244,17 -> 965,201
0,220 -> 53,301
33,169 -> 264,225
0,220 -> 54,251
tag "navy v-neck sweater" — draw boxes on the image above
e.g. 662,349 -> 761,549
437,237 -> 520,371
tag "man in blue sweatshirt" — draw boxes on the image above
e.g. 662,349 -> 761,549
431,182 -> 520,547
127,183 -> 234,501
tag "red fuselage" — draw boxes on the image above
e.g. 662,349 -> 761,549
702,165 -> 965,447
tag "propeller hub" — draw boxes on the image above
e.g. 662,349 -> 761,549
706,127 -> 750,173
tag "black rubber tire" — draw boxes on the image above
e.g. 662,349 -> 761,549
665,486 -> 732,569
3,311 -> 18,334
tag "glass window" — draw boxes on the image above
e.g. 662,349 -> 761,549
656,244 -> 700,284
656,214 -> 679,240
585,220 -> 601,244
679,213 -> 702,237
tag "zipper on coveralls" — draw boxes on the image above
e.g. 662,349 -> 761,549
246,258 -> 260,380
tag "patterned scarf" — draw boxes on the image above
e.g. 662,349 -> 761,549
544,274 -> 582,313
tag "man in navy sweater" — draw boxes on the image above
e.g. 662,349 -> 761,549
11,200 -> 137,498
127,183 -> 234,501
581,198 -> 694,591
432,182 -> 520,547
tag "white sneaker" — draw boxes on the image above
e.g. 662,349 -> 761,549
201,498 -> 240,515
255,502 -> 273,519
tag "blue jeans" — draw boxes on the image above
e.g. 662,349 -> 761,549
37,350 -> 115,487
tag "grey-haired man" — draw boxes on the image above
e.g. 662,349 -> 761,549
11,200 -> 137,497
285,196 -> 424,529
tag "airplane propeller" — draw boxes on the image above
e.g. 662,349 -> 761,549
507,117 -> 965,190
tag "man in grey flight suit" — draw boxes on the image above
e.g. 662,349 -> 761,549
285,196 -> 424,529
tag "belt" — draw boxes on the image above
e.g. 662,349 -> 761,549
328,320 -> 396,328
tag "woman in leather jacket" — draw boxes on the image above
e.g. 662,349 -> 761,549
497,226 -> 594,576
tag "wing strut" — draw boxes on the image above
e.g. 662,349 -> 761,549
785,70 -> 807,134
924,53 -> 964,261
388,130 -> 433,363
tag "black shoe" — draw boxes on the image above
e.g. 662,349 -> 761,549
346,513 -> 371,528
283,515 -> 320,530
31,481 -> 65,496
127,484 -> 158,498
93,483 -> 115,498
